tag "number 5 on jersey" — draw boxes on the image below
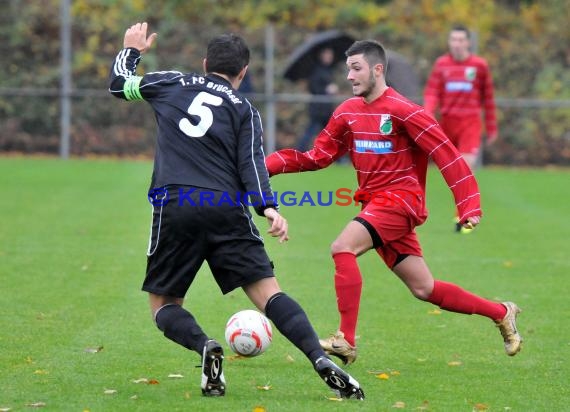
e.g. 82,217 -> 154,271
179,91 -> 223,138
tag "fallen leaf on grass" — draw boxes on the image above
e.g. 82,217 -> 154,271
326,397 -> 343,402
256,384 -> 272,391
0,407 -> 12,411
25,357 -> 34,364
84,346 -> 104,353
417,400 -> 430,410
447,361 -> 462,366
184,392 -> 191,399
252,406 -> 267,412
103,389 -> 117,395
285,354 -> 295,362
428,309 -> 442,315
392,401 -> 406,408
25,402 -> 46,408
168,374 -> 184,379
130,395 -> 138,400
473,403 -> 489,411
227,354 -> 246,361
131,378 -> 159,384
368,370 -> 400,379
33,370 -> 49,375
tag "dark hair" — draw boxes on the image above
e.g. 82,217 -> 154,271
450,24 -> 471,39
345,40 -> 387,68
205,34 -> 250,77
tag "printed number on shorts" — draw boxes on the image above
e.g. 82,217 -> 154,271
179,92 -> 223,137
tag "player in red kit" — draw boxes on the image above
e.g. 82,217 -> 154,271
424,25 -> 498,169
424,26 -> 498,232
266,40 -> 522,365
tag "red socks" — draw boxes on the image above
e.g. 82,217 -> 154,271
427,280 -> 507,321
332,256 -> 507,346
333,252 -> 362,346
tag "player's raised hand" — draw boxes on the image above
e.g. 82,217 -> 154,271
124,22 -> 157,54
264,208 -> 289,243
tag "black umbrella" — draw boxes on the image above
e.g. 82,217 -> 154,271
283,30 -> 355,81
385,50 -> 420,100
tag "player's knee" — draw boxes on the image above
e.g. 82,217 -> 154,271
152,302 -> 181,329
330,238 -> 351,255
409,285 -> 432,301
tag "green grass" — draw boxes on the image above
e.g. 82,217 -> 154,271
0,157 -> 569,411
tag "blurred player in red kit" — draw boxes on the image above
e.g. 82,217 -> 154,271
424,25 -> 498,232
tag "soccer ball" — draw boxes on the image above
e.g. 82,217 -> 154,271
224,309 -> 272,357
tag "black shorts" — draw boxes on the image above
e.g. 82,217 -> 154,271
143,186 -> 274,297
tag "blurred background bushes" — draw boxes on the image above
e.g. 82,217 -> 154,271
0,0 -> 568,165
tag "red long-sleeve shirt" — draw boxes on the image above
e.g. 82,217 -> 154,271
424,54 -> 497,137
266,87 -> 481,223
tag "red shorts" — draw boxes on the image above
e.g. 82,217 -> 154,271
355,193 -> 426,269
440,115 -> 482,156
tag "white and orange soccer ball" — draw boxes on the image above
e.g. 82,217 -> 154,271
224,309 -> 273,357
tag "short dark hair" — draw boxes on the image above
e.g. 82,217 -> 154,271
345,40 -> 387,68
205,34 -> 250,77
450,24 -> 471,39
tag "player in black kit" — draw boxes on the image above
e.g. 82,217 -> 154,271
109,22 -> 364,400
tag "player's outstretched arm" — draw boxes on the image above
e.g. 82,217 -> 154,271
263,208 -> 289,243
123,22 -> 157,54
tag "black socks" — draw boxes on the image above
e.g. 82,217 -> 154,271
264,292 -> 326,364
154,295 -> 327,365
154,304 -> 208,355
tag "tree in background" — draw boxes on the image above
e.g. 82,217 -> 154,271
0,0 -> 568,164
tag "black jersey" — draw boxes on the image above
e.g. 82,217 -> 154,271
109,48 -> 277,215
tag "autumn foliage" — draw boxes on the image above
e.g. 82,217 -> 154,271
0,0 -> 568,164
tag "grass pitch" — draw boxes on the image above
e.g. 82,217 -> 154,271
0,157 -> 568,411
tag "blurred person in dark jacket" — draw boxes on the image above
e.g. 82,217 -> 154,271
297,47 -> 339,152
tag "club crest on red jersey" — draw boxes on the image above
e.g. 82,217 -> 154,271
379,114 -> 392,135
465,67 -> 477,81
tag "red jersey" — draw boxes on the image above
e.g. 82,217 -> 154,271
424,54 -> 497,137
266,87 -> 481,223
